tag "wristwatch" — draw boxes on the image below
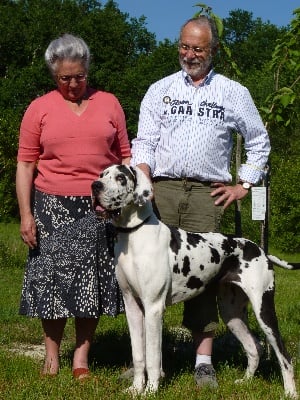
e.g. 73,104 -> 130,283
239,181 -> 252,190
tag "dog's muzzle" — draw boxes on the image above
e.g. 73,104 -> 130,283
91,181 -> 121,220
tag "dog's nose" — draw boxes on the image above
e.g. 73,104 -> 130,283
91,180 -> 103,194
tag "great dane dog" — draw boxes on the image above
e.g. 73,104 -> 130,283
91,164 -> 299,398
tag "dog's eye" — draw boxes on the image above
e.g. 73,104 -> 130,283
116,174 -> 127,186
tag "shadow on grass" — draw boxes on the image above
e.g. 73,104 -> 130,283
62,325 -> 284,384
62,330 -> 132,370
212,329 -> 283,381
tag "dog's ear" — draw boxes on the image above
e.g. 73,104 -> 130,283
133,166 -> 153,206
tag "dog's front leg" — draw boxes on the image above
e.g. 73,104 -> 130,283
144,300 -> 165,394
123,293 -> 146,395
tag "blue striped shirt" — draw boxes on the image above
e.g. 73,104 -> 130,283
131,69 -> 270,184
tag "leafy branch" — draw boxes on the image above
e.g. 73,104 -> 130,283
261,8 -> 300,128
193,3 -> 241,78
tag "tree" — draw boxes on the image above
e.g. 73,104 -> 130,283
221,10 -> 285,75
117,40 -> 179,138
0,0 -> 157,111
0,0 -> 156,221
0,110 -> 21,220
260,8 -> 300,251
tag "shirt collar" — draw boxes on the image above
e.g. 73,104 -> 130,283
182,68 -> 215,87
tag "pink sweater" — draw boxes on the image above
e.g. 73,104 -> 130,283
18,89 -> 131,196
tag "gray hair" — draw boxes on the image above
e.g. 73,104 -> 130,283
179,15 -> 219,51
45,33 -> 90,76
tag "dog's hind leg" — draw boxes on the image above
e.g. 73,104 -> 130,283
122,294 -> 146,395
218,284 -> 263,381
246,284 -> 297,398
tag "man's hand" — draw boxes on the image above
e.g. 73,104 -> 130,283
211,183 -> 250,209
136,163 -> 151,180
136,163 -> 154,199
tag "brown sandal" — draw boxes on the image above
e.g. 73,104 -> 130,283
72,367 -> 90,380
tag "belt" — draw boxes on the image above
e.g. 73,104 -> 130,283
152,176 -> 212,185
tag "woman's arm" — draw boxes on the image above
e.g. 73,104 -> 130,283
121,156 -> 131,165
16,161 -> 37,248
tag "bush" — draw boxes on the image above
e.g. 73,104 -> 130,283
270,156 -> 300,252
0,109 -> 21,222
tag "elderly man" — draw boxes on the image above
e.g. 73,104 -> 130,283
130,15 -> 270,388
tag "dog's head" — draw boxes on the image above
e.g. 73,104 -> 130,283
91,164 -> 153,219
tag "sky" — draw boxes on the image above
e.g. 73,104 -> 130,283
105,0 -> 299,42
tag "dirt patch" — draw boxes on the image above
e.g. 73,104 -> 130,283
8,343 -> 45,360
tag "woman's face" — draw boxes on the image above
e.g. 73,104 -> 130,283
55,60 -> 87,102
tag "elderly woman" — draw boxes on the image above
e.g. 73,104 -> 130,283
16,34 -> 131,379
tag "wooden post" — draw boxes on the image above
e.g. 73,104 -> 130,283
260,163 -> 271,253
235,135 -> 242,237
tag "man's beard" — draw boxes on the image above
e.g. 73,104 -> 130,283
179,54 -> 212,80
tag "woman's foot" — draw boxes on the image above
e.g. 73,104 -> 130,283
41,318 -> 66,376
71,317 -> 98,380
41,357 -> 59,376
72,346 -> 90,380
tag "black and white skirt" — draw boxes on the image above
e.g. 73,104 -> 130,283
19,190 -> 124,319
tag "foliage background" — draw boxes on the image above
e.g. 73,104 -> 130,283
0,0 -> 299,252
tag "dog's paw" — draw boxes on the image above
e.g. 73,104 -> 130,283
144,381 -> 159,394
123,384 -> 144,397
234,377 -> 251,385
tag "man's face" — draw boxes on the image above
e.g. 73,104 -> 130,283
178,22 -> 213,81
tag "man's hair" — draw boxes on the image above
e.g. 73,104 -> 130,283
179,15 -> 219,51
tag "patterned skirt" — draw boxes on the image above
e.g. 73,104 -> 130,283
19,190 -> 124,319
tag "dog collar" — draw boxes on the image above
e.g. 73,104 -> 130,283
115,216 -> 151,233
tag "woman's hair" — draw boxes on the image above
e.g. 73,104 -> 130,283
179,15 -> 219,51
45,33 -> 91,76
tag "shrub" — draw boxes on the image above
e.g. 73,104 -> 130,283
0,109 -> 21,222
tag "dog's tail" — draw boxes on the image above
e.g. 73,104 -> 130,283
267,254 -> 300,270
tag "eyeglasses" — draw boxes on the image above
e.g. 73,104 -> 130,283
179,43 -> 210,56
57,73 -> 87,84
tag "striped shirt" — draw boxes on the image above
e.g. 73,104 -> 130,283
131,69 -> 270,184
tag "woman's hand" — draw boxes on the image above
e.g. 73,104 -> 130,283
16,161 -> 38,248
20,213 -> 37,249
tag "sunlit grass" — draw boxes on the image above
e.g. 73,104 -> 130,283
0,223 -> 299,399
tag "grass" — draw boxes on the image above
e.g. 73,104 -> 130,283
0,222 -> 299,399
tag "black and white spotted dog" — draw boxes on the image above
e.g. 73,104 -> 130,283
91,164 -> 299,397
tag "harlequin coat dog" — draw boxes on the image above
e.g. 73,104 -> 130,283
91,164 -> 299,398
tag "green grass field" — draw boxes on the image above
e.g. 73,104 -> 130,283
0,223 -> 299,399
